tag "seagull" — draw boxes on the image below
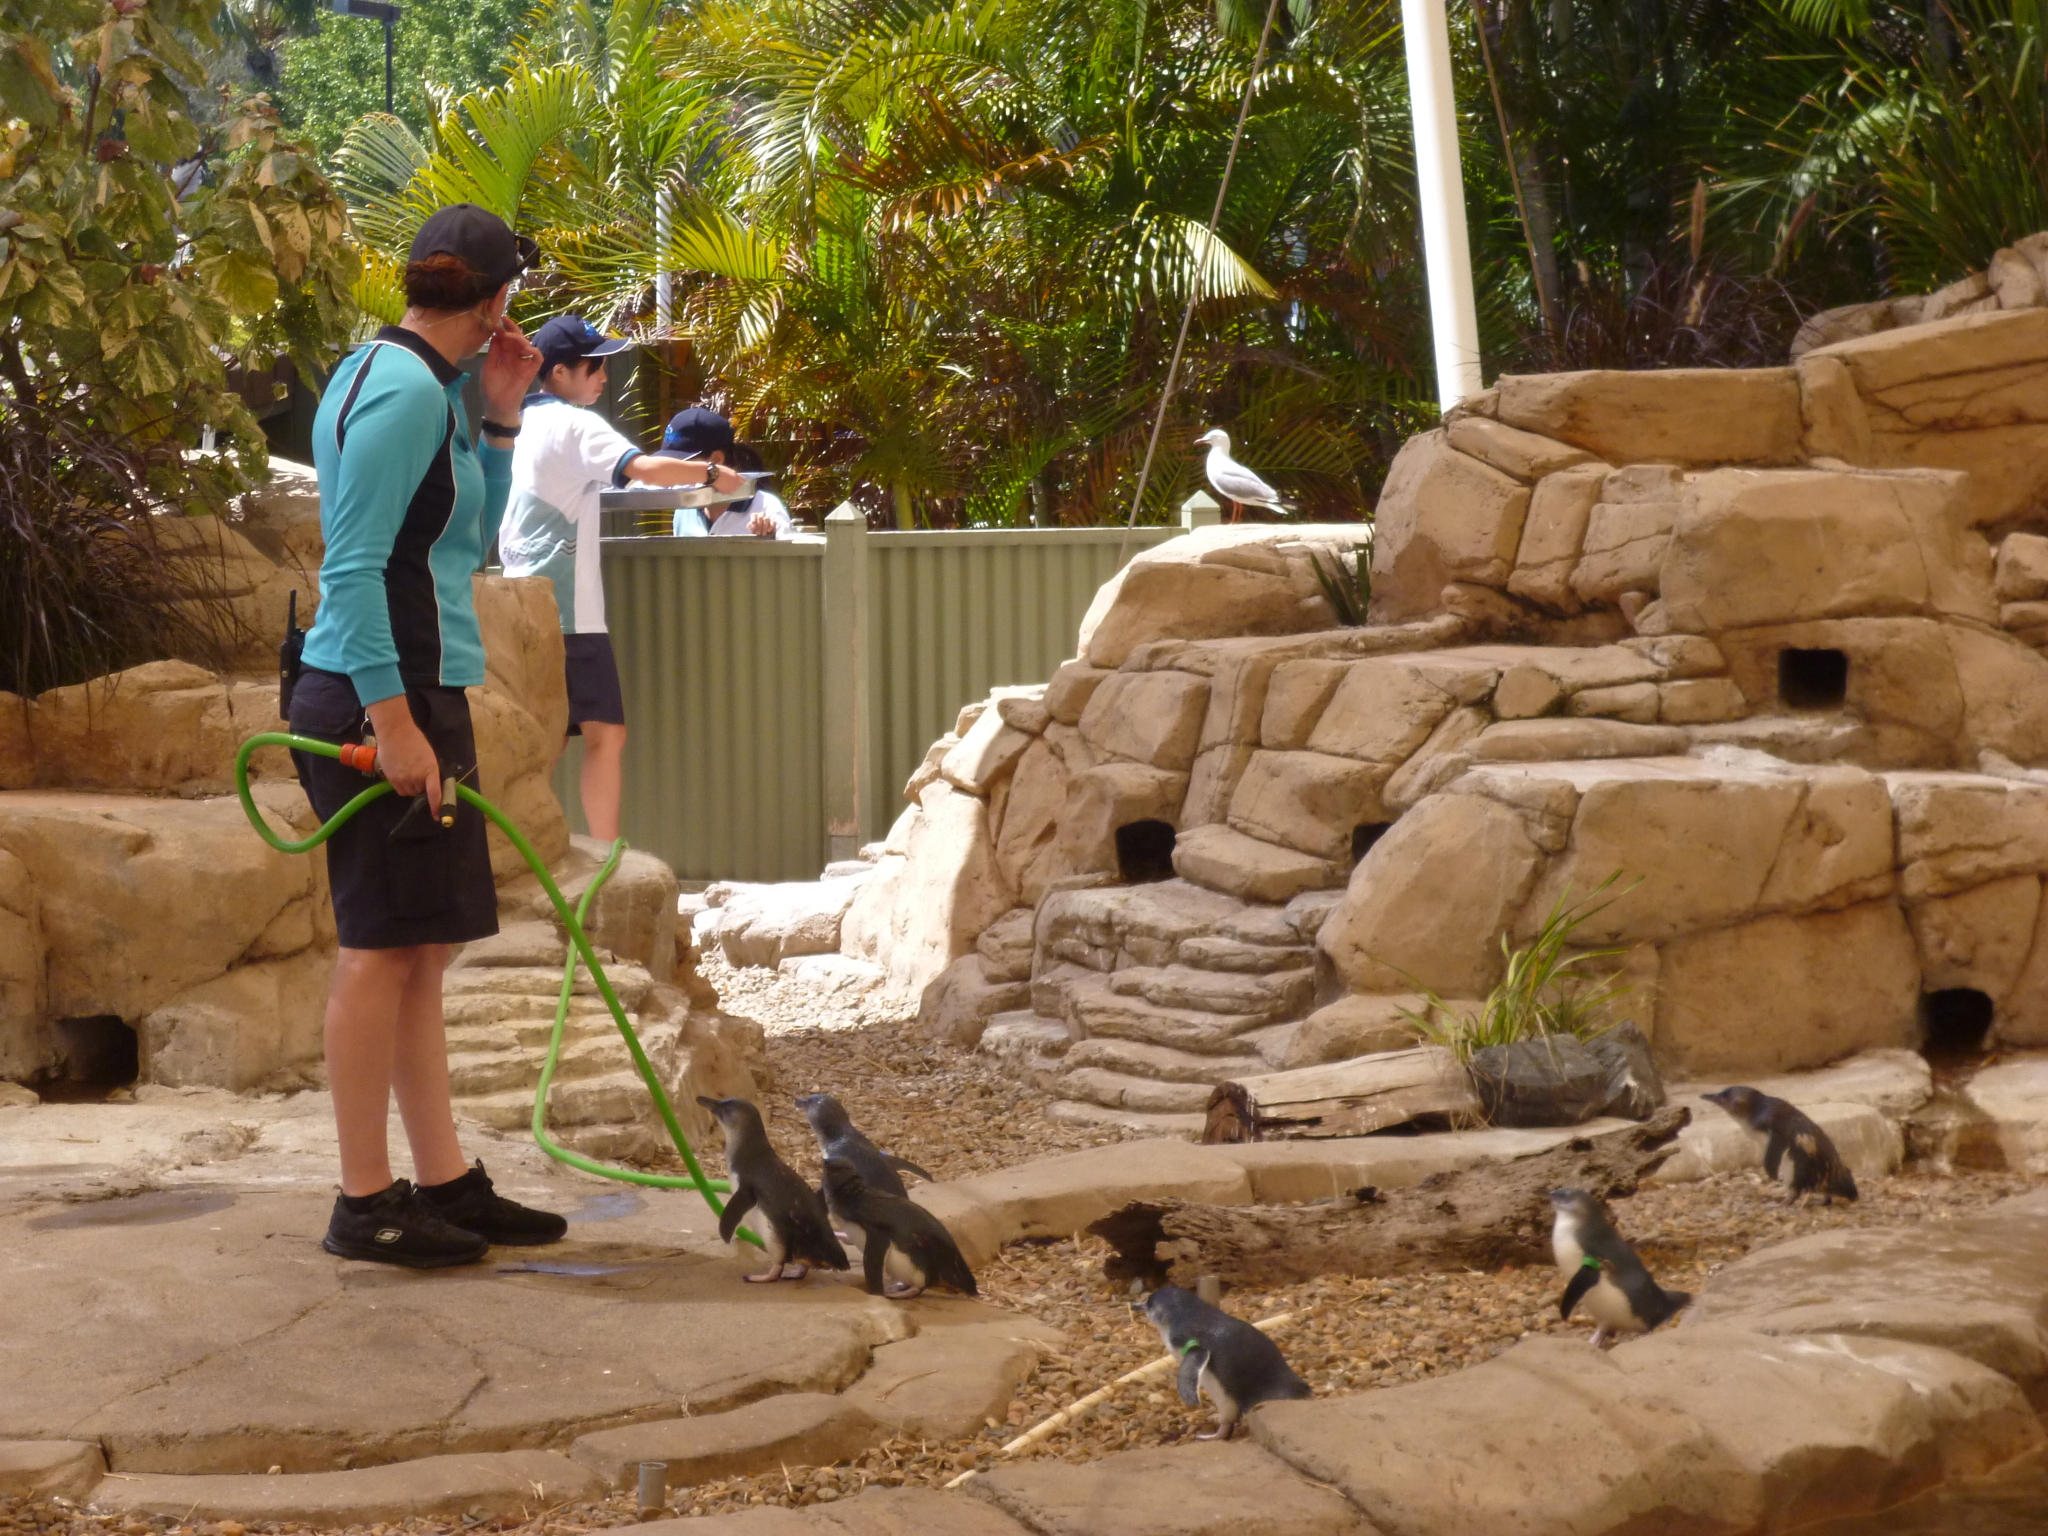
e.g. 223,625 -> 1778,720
1196,429 -> 1293,521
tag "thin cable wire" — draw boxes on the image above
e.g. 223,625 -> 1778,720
1115,0 -> 1288,570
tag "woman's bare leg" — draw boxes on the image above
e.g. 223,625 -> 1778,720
325,945 -> 421,1196
389,942 -> 468,1187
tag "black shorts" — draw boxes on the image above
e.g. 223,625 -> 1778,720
564,631 -> 626,734
288,668 -> 499,950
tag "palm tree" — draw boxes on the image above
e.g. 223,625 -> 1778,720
335,0 -> 1427,524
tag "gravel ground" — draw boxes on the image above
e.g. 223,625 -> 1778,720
3,955 -> 2039,1535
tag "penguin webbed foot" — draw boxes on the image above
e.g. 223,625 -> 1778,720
1197,1421 -> 1241,1441
883,1280 -> 926,1299
782,1263 -> 810,1280
745,1269 -> 782,1283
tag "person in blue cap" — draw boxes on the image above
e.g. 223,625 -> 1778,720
656,407 -> 794,537
498,316 -> 744,841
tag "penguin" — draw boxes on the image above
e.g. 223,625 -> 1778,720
795,1092 -> 932,1199
1702,1086 -> 1859,1205
695,1096 -> 849,1283
1548,1188 -> 1690,1348
819,1156 -> 977,1299
1140,1285 -> 1312,1440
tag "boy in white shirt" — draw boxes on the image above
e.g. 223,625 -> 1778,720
499,316 -> 743,839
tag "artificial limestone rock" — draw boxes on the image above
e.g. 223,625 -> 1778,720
842,782 -> 1016,997
1075,525 -> 1364,669
1494,367 -> 1805,467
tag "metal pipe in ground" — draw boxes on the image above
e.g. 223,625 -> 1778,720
637,1460 -> 668,1517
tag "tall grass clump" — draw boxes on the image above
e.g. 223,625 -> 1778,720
1402,873 -> 1637,1067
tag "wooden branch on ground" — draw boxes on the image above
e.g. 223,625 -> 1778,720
1233,1046 -> 1482,1140
1090,1106 -> 1691,1291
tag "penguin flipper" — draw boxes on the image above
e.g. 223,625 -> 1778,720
786,1189 -> 850,1270
1763,1124 -> 1790,1183
861,1229 -> 890,1296
1559,1261 -> 1600,1321
1176,1348 -> 1206,1408
885,1154 -> 934,1183
718,1185 -> 758,1246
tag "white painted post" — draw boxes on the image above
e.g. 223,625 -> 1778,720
1181,490 -> 1223,529
1401,0 -> 1484,410
654,184 -> 673,331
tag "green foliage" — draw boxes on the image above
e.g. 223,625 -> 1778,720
275,0 -> 537,155
0,0 -> 359,692
1402,874 -> 1637,1069
332,0 -> 1422,523
1309,543 -> 1371,625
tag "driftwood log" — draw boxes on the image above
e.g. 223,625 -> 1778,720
1090,1105 -> 1690,1290
1232,1046 -> 1481,1139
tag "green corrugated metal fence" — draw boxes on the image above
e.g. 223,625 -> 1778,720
553,513 -> 1196,883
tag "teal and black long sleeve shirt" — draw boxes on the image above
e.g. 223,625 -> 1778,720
301,326 -> 512,706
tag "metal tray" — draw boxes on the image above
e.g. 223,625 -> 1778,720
600,471 -> 767,513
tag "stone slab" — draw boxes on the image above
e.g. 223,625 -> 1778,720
937,1141 -> 1253,1246
1963,1056 -> 2048,1174
612,1487 -> 1032,1535
86,1449 -> 602,1524
569,1395 -> 883,1489
1685,1193 -> 2048,1389
1651,1101 -> 1902,1187
0,1440 -> 104,1500
1670,1049 -> 1932,1119
0,1185 -> 919,1475
842,1321 -> 1064,1440
1251,1337 -> 1743,1536
971,1440 -> 1381,1535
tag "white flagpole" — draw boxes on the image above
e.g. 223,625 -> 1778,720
1401,0 -> 1483,410
654,183 -> 673,331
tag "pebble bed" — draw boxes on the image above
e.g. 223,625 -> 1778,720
3,954 -> 2039,1534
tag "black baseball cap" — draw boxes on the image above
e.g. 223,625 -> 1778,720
533,314 -> 634,376
408,203 -> 538,290
661,407 -> 735,456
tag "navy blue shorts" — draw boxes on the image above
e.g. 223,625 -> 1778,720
564,632 -> 626,734
289,668 -> 499,950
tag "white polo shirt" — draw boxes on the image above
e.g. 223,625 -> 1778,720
499,397 -> 639,634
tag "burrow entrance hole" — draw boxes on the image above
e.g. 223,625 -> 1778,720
1921,988 -> 1994,1062
1778,647 -> 1849,710
1352,822 -> 1392,863
1115,820 -> 1178,884
39,1015 -> 139,1102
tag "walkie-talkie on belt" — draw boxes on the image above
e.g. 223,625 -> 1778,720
279,589 -> 305,718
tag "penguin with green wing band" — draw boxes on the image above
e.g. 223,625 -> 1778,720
1549,1188 -> 1690,1347
1140,1285 -> 1311,1440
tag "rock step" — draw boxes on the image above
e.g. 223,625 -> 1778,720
444,1009 -> 626,1054
1104,963 -> 1314,1019
1063,975 -> 1281,1055
568,1395 -> 881,1490
441,991 -> 630,1030
1045,1099 -> 1206,1135
443,964 -> 653,1009
1063,1036 -> 1264,1084
1176,934 -> 1316,974
456,1070 -> 658,1132
1053,1066 -> 1213,1115
445,1035 -> 622,1097
85,1451 -> 601,1525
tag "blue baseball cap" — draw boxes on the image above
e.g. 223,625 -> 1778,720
533,314 -> 634,376
662,406 -> 735,456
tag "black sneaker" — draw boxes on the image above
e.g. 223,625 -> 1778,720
322,1180 -> 489,1268
419,1160 -> 568,1246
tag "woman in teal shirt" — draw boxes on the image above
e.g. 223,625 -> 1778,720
291,204 -> 564,1268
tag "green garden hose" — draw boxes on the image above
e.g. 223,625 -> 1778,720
233,731 -> 760,1246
